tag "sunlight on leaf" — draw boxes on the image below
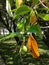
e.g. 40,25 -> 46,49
37,13 -> 49,21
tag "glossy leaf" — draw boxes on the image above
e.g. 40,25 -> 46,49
13,5 -> 31,19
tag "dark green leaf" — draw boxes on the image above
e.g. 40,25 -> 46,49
36,24 -> 43,39
27,24 -> 43,39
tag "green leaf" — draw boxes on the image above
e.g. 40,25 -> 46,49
38,8 -> 49,11
28,25 -> 37,33
15,0 -> 18,8
37,13 -> 49,21
0,32 -> 23,42
34,0 -> 39,5
15,0 -> 23,8
13,5 -> 31,19
17,20 -> 24,31
27,24 -> 43,39
0,33 -> 16,41
36,24 -> 43,39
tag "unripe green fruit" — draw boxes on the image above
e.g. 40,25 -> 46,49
22,45 -> 27,52
20,45 -> 27,54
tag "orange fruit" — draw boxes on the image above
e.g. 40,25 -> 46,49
27,34 -> 40,58
27,35 -> 32,51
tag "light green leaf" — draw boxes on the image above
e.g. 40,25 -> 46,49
0,33 -> 16,41
37,13 -> 49,21
15,0 -> 18,8
17,20 -> 24,31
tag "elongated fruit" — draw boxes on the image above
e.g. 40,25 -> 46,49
27,34 -> 40,58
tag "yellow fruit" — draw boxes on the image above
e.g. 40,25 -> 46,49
30,14 -> 37,25
18,0 -> 23,7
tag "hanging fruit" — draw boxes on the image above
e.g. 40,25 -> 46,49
16,0 -> 23,7
18,0 -> 23,6
20,45 -> 28,54
27,34 -> 40,58
30,14 -> 37,25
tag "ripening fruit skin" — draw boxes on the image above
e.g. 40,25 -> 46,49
31,37 -> 40,58
20,45 -> 28,54
27,34 -> 40,58
30,14 -> 37,25
27,35 -> 32,51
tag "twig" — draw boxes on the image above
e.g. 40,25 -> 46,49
39,0 -> 48,8
41,26 -> 49,28
33,0 -> 48,9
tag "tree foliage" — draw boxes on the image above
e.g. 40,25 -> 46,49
0,0 -> 49,65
